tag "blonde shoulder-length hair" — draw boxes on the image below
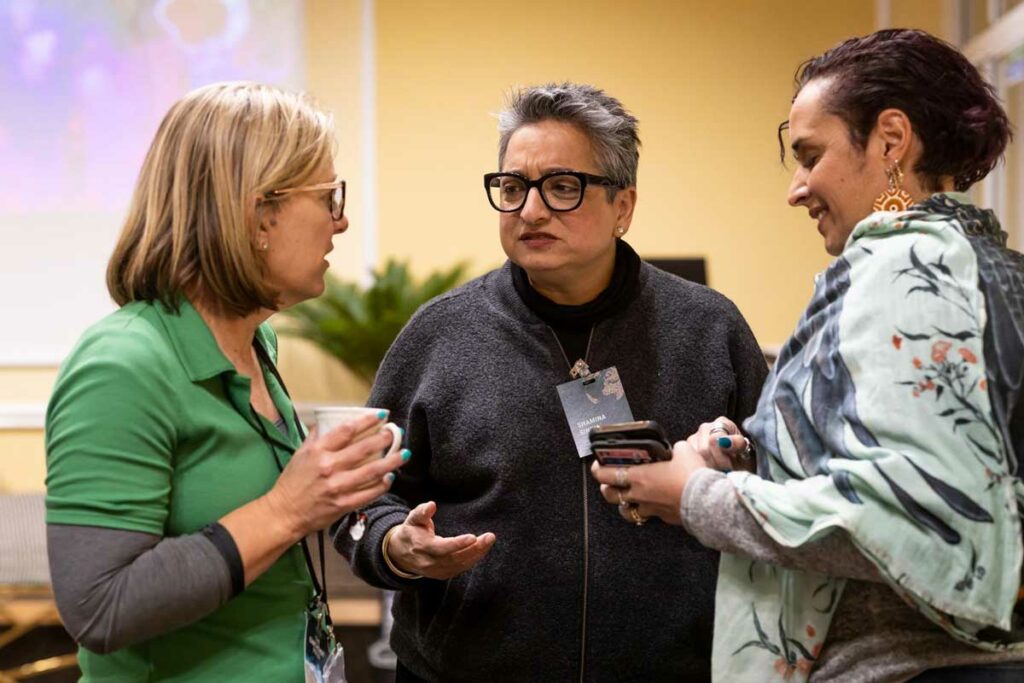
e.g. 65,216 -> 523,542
107,81 -> 335,316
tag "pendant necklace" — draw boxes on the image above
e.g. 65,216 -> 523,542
550,325 -> 596,379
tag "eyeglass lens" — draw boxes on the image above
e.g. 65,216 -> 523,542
488,174 -> 584,212
330,185 -> 345,220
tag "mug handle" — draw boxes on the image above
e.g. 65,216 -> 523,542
382,422 -> 403,457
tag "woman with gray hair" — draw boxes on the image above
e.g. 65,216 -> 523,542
335,82 -> 768,681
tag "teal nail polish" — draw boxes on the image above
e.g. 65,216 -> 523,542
386,473 -> 396,484
401,448 -> 412,461
377,410 -> 388,419
717,436 -> 732,448
399,427 -> 405,437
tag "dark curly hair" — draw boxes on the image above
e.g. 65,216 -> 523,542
780,29 -> 1011,192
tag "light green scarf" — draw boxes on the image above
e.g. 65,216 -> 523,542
714,195 -> 1024,681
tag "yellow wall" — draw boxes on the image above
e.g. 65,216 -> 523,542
0,370 -> 54,492
891,0 -> 948,39
372,0 -> 874,347
0,0 -> 958,491
0,368 -> 57,403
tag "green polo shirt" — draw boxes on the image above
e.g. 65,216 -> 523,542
46,299 -> 311,682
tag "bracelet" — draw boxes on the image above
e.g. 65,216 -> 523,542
382,526 -> 422,580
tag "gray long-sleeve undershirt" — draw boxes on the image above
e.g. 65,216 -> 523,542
48,524 -> 233,654
682,469 -> 1024,681
680,468 -> 883,581
49,417 -> 287,655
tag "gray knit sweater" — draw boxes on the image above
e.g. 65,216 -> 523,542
333,261 -> 768,682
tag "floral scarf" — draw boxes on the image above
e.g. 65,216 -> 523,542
714,194 -> 1024,682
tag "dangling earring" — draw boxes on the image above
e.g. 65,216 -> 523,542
872,159 -> 914,212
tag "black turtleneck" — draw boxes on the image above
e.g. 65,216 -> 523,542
511,239 -> 642,369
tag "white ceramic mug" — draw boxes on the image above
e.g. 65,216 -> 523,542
312,406 -> 403,458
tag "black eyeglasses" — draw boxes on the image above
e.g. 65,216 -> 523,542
264,180 -> 346,221
483,171 -> 620,213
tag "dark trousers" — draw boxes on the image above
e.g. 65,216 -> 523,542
395,660 -> 429,683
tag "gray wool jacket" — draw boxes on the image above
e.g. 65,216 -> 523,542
333,260 -> 769,682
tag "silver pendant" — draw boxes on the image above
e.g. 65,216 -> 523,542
349,512 -> 367,541
570,359 -> 592,379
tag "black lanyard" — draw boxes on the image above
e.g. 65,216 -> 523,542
223,339 -> 328,602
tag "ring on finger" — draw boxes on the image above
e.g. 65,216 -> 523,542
617,488 -> 628,506
709,421 -> 729,436
740,437 -> 755,461
615,467 -> 629,488
628,506 -> 648,526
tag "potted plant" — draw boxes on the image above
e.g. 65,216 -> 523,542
276,259 -> 468,385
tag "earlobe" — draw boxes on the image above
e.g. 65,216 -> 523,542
615,187 -> 638,230
876,108 -> 913,161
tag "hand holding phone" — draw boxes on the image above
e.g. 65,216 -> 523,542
589,420 -> 671,466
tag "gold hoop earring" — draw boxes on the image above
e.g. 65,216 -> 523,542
872,159 -> 914,212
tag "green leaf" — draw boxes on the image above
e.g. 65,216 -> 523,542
275,259 -> 469,384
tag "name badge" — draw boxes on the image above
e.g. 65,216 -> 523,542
556,366 -> 634,457
305,594 -> 346,682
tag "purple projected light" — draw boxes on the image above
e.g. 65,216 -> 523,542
0,0 -> 304,212
0,0 -> 304,364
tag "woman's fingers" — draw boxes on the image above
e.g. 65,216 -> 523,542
704,416 -> 738,435
421,533 -> 480,557
418,533 -> 495,578
317,429 -> 403,478
590,460 -> 632,487
330,446 -> 407,494
446,533 -> 496,565
406,501 -> 437,527
337,477 -> 394,511
317,412 -> 387,451
690,417 -> 741,470
716,435 -> 756,472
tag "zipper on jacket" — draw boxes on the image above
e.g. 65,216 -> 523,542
545,323 -> 595,682
579,459 -> 589,683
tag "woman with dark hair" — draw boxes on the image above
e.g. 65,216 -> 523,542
593,29 -> 1024,682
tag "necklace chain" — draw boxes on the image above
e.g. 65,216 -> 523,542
550,325 -> 596,378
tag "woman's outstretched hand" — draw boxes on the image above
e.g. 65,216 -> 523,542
384,502 -> 496,580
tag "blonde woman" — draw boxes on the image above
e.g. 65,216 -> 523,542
45,82 -> 406,682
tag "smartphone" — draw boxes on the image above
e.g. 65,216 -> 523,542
589,420 -> 672,466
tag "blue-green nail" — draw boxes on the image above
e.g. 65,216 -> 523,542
377,410 -> 388,419
401,448 -> 412,461
399,427 -> 405,437
717,437 -> 731,448
386,473 -> 396,484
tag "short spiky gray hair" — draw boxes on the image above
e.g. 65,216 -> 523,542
497,83 -> 640,190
